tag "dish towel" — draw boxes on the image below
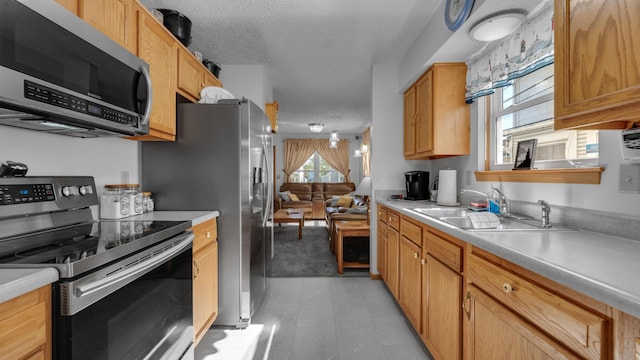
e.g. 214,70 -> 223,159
467,212 -> 501,229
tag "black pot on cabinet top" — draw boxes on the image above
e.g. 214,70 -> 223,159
202,59 -> 221,78
156,9 -> 192,47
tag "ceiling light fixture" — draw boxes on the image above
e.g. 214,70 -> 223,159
330,131 -> 339,142
469,10 -> 527,42
308,123 -> 324,132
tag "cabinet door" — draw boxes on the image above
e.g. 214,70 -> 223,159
403,86 -> 416,156
193,242 -> 218,345
204,73 -> 222,88
55,0 -> 78,15
177,47 -> 205,102
554,0 -> 640,129
386,226 -> 400,300
135,4 -> 177,140
399,237 -> 422,332
415,70 -> 433,154
377,218 -> 387,279
0,286 -> 51,360
80,0 -> 136,54
423,254 -> 461,360
466,285 -> 580,360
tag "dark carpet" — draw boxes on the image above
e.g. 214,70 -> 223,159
270,225 -> 369,277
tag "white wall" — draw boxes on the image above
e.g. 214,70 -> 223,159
218,64 -> 273,110
0,126 -> 139,193
272,133 -> 362,191
369,63 -> 431,274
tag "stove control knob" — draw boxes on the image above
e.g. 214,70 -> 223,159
79,185 -> 93,196
61,186 -> 79,197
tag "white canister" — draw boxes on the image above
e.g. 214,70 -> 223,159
436,170 -> 458,205
100,185 -> 130,219
125,184 -> 143,216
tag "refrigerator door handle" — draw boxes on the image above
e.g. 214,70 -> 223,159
262,145 -> 273,225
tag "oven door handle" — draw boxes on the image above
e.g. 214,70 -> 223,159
75,233 -> 193,298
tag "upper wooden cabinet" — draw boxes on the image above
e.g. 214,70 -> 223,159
265,101 -> 279,133
177,47 -> 223,102
403,63 -> 470,159
79,0 -> 136,54
554,0 -> 640,130
131,3 -> 178,141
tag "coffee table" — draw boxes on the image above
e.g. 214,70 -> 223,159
273,209 -> 304,239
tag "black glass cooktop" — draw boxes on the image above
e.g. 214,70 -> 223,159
0,219 -> 190,278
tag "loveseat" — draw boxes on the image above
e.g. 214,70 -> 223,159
275,182 -> 356,219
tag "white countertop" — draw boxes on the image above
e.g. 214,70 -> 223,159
0,210 -> 219,304
0,268 -> 58,303
125,210 -> 219,226
379,199 -> 640,319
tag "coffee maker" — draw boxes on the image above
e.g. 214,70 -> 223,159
404,171 -> 429,200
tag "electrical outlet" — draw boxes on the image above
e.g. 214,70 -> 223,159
619,164 -> 640,193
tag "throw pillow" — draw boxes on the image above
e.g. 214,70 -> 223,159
288,193 -> 300,201
345,206 -> 367,214
336,196 -> 353,208
277,192 -> 291,201
330,195 -> 341,207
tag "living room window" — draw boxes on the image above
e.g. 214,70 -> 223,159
490,65 -> 599,170
291,152 -> 345,183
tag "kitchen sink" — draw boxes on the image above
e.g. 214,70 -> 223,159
411,208 -> 474,218
411,207 -> 575,232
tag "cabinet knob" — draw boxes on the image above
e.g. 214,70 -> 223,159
420,259 -> 426,265
413,252 -> 419,259
502,283 -> 515,293
193,260 -> 200,278
206,232 -> 211,238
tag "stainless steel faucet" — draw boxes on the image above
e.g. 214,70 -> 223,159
538,200 -> 551,228
491,186 -> 510,216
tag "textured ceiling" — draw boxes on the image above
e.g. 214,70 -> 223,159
139,0 -> 545,135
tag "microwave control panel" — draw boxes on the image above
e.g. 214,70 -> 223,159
24,80 -> 138,126
621,128 -> 640,161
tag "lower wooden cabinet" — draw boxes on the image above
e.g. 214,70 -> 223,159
465,284 -> 580,360
191,218 -> 218,346
377,206 -> 388,280
386,221 -> 400,300
423,253 -> 462,360
399,236 -> 422,331
0,286 -> 51,360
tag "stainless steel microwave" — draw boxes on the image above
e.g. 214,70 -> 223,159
0,0 -> 152,138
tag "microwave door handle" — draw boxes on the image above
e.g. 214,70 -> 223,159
75,233 -> 193,297
140,65 -> 153,126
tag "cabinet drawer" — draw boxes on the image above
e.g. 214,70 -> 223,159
400,218 -> 422,247
388,211 -> 400,230
192,218 -> 217,253
423,230 -> 462,272
0,288 -> 48,360
378,207 -> 388,223
468,254 -> 607,360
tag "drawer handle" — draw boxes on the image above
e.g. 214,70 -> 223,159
193,260 -> 200,279
502,283 -> 515,293
462,291 -> 471,320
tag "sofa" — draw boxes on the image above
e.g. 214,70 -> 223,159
325,195 -> 369,254
275,182 -> 356,219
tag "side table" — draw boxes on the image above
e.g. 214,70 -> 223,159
334,220 -> 370,274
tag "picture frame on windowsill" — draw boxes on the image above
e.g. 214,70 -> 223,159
513,139 -> 537,170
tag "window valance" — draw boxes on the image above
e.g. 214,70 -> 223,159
465,2 -> 554,103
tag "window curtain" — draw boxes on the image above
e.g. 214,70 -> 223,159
465,2 -> 554,103
283,138 -> 351,182
283,139 -> 316,181
313,139 -> 351,182
362,127 -> 370,177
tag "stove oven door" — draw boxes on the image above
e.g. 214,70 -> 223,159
53,233 -> 194,360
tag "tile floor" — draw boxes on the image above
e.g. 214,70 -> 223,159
195,276 -> 433,360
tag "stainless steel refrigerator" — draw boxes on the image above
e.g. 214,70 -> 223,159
140,99 -> 273,329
